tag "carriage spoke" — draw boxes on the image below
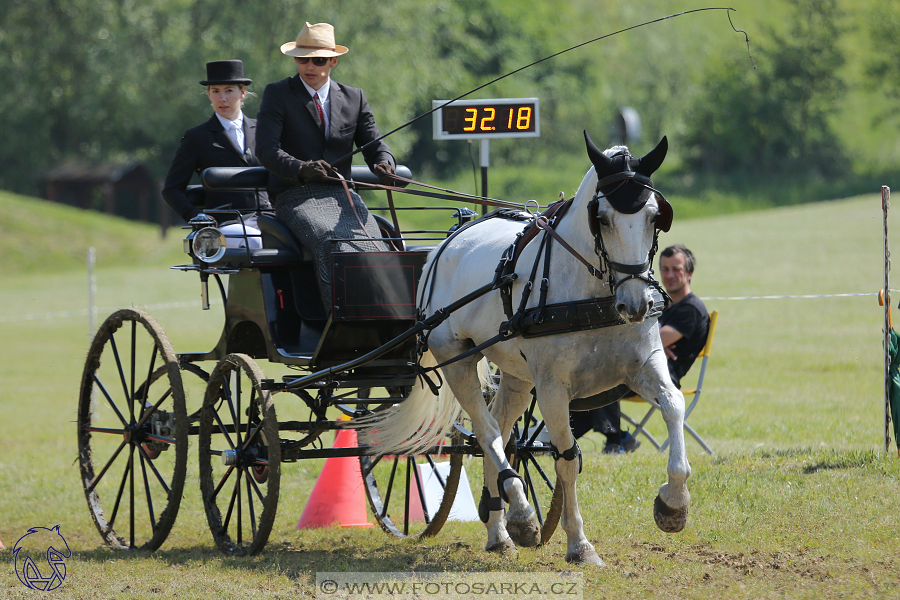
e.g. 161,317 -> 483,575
424,454 -> 447,489
410,457 -> 430,523
382,455 -> 400,518
236,468 -> 243,545
136,443 -> 172,495
139,453 -> 157,533
222,473 -> 240,533
134,385 -> 172,431
526,452 -> 555,489
129,443 -> 136,548
86,438 -> 129,493
242,420 -> 264,450
91,373 -> 130,429
361,454 -> 383,477
211,404 -> 236,450
213,465 -> 236,499
137,342 -> 158,422
243,469 -> 258,539
130,321 -> 138,424
220,375 -> 242,441
106,449 -> 133,534
403,457 -> 412,535
521,459 -> 543,524
245,466 -> 266,504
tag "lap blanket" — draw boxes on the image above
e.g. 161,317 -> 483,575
275,182 -> 388,315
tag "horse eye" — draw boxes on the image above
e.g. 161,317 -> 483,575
599,216 -> 610,227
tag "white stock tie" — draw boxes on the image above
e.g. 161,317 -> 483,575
230,122 -> 244,153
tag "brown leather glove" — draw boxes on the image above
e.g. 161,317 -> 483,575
372,162 -> 396,186
298,159 -> 334,181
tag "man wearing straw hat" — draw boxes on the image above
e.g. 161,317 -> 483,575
257,22 -> 396,315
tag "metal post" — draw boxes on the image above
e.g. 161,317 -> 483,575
480,139 -> 489,215
88,247 -> 97,337
883,186 -> 891,453
88,246 -> 97,421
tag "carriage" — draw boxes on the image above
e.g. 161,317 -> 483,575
77,164 -> 563,555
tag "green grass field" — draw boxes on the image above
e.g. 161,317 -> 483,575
1,191 -> 899,599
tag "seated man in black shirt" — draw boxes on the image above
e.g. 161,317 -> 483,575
570,244 -> 710,453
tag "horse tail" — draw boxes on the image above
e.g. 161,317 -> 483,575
355,351 -> 463,457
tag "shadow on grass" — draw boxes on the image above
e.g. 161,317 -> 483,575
61,537 -> 541,584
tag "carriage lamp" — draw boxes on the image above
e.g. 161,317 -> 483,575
191,227 -> 227,263
448,207 -> 478,234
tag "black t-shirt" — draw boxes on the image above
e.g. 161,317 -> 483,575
659,292 -> 709,387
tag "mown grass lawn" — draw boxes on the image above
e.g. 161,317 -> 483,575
1,192 -> 899,598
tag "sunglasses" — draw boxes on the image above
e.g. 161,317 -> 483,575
295,57 -> 332,66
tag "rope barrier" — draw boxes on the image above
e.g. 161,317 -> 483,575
0,300 -> 203,324
700,292 -> 896,301
5,291 -> 896,324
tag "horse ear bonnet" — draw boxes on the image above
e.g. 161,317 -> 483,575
584,132 -> 672,231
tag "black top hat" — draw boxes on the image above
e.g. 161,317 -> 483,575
199,60 -> 252,86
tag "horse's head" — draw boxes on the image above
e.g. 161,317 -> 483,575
584,131 -> 672,323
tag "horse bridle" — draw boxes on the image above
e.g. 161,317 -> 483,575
586,155 -> 673,297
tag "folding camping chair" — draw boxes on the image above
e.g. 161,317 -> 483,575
621,310 -> 719,454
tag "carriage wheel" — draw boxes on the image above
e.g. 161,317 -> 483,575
78,309 -> 189,551
198,354 -> 280,555
360,430 -> 464,538
511,398 -> 563,545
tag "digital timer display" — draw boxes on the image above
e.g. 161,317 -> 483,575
432,98 -> 540,140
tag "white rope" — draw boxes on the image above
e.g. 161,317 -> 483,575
700,292 -> 888,301
0,301 -> 203,324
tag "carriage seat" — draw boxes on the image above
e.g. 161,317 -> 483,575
256,213 -> 312,261
197,165 -> 414,266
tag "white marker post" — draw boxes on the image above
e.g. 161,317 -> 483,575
883,186 -> 892,453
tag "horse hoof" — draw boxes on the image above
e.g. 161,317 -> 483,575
486,538 -> 517,554
654,494 -> 688,533
505,506 -> 541,547
565,549 -> 605,566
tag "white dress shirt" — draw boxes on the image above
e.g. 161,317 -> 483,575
215,112 -> 245,152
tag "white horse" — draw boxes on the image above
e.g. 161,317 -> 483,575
358,133 -> 690,565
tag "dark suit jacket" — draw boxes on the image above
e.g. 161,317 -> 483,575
162,114 -> 271,222
256,75 -> 395,197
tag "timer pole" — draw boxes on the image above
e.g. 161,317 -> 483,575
481,140 -> 489,215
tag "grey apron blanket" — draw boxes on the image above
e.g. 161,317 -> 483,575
274,182 -> 388,315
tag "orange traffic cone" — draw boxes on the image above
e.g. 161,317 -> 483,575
297,428 -> 374,529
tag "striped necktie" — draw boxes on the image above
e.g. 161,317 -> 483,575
314,93 -> 326,134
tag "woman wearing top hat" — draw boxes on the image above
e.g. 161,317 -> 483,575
163,59 -> 271,248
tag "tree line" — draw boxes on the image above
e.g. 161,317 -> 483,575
1,0 -> 896,203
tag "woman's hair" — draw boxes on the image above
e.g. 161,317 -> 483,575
660,244 -> 696,273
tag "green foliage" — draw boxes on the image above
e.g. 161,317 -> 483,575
866,0 -> 900,124
681,0 -> 848,182
0,0 -> 894,209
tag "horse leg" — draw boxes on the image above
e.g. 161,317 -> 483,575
632,351 -> 692,532
440,360 -> 540,549
482,372 -> 537,551
538,387 -> 604,566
